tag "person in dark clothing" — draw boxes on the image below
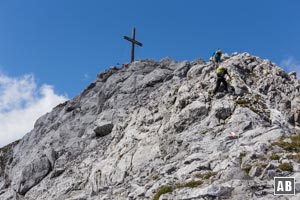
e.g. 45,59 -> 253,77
213,65 -> 232,94
212,49 -> 222,65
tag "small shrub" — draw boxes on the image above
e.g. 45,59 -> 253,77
152,175 -> 159,180
271,140 -> 286,148
195,171 -> 217,179
239,151 -> 247,158
200,130 -> 208,135
153,185 -> 173,200
176,180 -> 203,189
254,162 -> 268,168
254,94 -> 261,101
290,135 -> 300,152
235,99 -> 249,106
286,153 -> 300,161
270,154 -> 280,160
242,165 -> 252,173
0,140 -> 20,154
249,106 -> 260,115
272,135 -> 300,153
260,163 -> 268,168
0,140 -> 20,169
261,103 -> 268,110
279,163 -> 293,172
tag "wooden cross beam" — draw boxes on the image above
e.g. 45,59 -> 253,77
124,27 -> 143,63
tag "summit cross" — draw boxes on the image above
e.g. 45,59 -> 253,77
124,27 -> 143,63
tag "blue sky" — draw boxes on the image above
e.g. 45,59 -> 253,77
0,0 -> 300,146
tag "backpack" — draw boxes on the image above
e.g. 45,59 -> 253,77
216,66 -> 226,76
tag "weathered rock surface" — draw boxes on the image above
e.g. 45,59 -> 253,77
0,52 -> 300,200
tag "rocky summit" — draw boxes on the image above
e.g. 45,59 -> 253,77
1,52 -> 300,200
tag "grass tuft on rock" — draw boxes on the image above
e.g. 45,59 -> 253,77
153,185 -> 173,200
195,171 -> 217,180
254,162 -> 268,168
286,153 -> 300,161
270,154 -> 280,160
152,175 -> 159,180
153,180 -> 203,200
239,151 -> 247,158
260,163 -> 268,168
235,99 -> 249,106
279,163 -> 293,172
271,134 -> 300,153
242,165 -> 252,173
176,180 -> 203,189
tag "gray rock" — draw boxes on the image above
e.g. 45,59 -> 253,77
202,184 -> 234,197
94,121 -> 114,137
288,71 -> 297,79
163,184 -> 234,199
172,61 -> 191,78
140,68 -> 171,87
176,161 -> 210,178
249,166 -> 263,177
186,63 -> 207,79
1,53 -> 300,200
17,155 -> 51,195
211,100 -> 233,120
260,164 -> 279,180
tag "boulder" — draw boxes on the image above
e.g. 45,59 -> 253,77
94,121 -> 114,137
17,155 -> 51,195
249,166 -> 263,177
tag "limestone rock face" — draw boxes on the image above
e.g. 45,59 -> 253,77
0,53 -> 300,200
17,155 -> 51,195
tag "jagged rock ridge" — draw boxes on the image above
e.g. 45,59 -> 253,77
0,52 -> 300,200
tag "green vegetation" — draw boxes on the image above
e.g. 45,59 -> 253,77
234,95 -> 270,120
200,130 -> 208,135
279,163 -> 293,172
271,134 -> 300,153
235,99 -> 249,106
195,171 -> 217,180
0,140 -> 20,170
239,151 -> 247,158
254,162 -> 268,168
239,134 -> 300,176
254,94 -> 261,101
261,102 -> 268,110
176,180 -> 203,189
270,154 -> 280,160
0,140 -> 20,154
250,106 -> 259,113
153,185 -> 173,200
286,153 -> 300,161
242,165 -> 252,173
152,175 -> 159,180
260,163 -> 268,168
153,179 -> 204,200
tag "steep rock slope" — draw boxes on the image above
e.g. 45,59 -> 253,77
0,52 -> 300,200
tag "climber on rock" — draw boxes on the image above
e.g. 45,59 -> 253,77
213,65 -> 232,94
211,48 -> 222,66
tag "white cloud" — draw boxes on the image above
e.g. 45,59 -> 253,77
0,73 -> 68,147
280,57 -> 300,79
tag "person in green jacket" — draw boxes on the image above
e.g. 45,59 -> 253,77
213,65 -> 232,94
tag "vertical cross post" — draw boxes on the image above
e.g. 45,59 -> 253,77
131,28 -> 136,62
124,27 -> 143,63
